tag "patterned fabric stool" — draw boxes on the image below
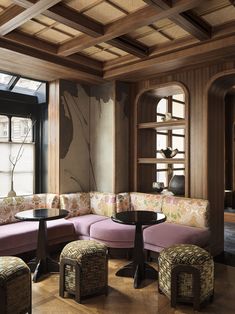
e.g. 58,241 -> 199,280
158,244 -> 214,310
0,256 -> 32,314
59,240 -> 108,303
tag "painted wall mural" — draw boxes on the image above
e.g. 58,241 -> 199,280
59,80 -> 130,194
60,80 -> 90,193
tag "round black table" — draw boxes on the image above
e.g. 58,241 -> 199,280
15,208 -> 68,282
111,210 -> 166,288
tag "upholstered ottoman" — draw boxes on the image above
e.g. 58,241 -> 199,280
0,256 -> 31,314
59,240 -> 108,303
158,244 -> 214,310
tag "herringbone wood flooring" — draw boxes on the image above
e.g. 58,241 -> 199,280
32,259 -> 235,314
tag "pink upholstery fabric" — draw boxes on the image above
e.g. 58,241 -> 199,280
68,214 -> 109,237
90,218 -> 136,248
0,219 -> 75,256
143,222 -> 210,253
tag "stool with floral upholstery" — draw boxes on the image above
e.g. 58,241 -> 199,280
0,256 -> 31,314
158,244 -> 214,310
59,240 -> 108,303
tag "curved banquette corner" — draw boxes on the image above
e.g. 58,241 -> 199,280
0,191 -> 211,256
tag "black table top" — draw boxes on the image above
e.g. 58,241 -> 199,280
111,210 -> 166,226
15,208 -> 68,221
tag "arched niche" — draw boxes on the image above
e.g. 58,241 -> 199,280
207,72 -> 235,255
134,83 -> 189,194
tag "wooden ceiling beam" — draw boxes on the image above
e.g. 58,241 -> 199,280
107,36 -> 149,58
4,30 -> 102,72
0,0 -> 62,36
144,0 -> 211,40
103,33 -> 235,80
12,0 -> 148,58
0,5 -> 24,26
58,0 -> 204,56
12,0 -> 104,37
0,35 -> 103,81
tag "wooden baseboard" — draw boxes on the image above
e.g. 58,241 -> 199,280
224,212 -> 235,223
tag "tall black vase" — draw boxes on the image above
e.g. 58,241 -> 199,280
169,175 -> 185,196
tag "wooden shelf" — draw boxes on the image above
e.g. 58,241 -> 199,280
138,158 -> 185,164
138,120 -> 185,130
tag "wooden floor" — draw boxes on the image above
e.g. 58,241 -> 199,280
32,259 -> 235,314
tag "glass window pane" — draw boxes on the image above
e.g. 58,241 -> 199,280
172,129 -> 184,135
13,78 -> 42,91
157,98 -> 167,114
157,163 -> 168,170
156,98 -> 167,121
0,73 -> 13,85
156,133 -> 167,158
173,163 -> 185,176
156,170 -> 167,187
0,115 -> 9,141
11,117 -> 33,143
173,94 -> 185,102
172,102 -> 184,119
0,142 -> 34,196
172,135 -> 184,152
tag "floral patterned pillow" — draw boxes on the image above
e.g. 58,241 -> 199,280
60,193 -> 91,218
162,196 -> 209,228
90,192 -> 116,217
116,193 -> 130,212
130,192 -> 164,212
0,197 -> 16,225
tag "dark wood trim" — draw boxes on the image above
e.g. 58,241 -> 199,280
5,30 -> 103,71
58,0 -> 204,56
104,34 -> 235,80
0,0 -> 62,36
0,37 -> 103,82
144,0 -> 211,40
108,36 -> 149,58
0,5 -> 24,26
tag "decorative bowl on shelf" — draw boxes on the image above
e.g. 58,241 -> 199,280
160,147 -> 178,158
152,182 -> 164,193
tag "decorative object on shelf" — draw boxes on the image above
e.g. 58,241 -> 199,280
160,147 -> 178,158
152,182 -> 164,193
161,112 -> 172,121
168,175 -> 185,196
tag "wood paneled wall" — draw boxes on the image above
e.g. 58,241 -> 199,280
131,60 -> 235,255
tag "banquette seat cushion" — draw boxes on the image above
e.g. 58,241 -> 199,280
90,218 -> 136,248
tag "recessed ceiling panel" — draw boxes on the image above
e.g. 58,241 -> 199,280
0,0 -> 12,9
128,26 -> 155,39
34,15 -> 57,26
19,20 -> 45,35
53,24 -> 82,37
37,28 -> 72,44
84,2 -> 126,24
88,50 -> 118,61
201,5 -> 235,26
137,31 -> 170,47
108,0 -> 147,13
65,0 -> 100,12
163,25 -> 190,40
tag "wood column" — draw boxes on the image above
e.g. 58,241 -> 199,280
48,80 -> 60,193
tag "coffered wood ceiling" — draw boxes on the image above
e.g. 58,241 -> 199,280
0,0 -> 235,83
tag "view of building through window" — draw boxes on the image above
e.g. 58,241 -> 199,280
0,115 -> 35,197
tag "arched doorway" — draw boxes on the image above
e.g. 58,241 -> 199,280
207,72 -> 235,256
